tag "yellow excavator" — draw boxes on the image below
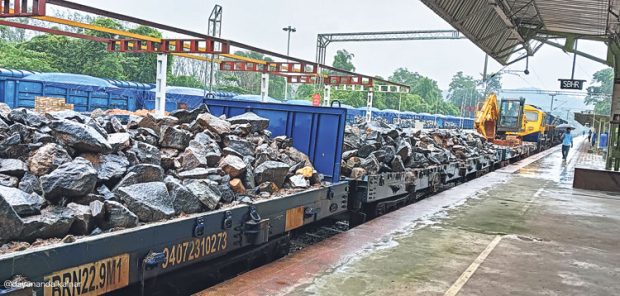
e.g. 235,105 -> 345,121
475,93 -> 527,145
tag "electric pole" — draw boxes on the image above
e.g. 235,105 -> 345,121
282,25 -> 296,100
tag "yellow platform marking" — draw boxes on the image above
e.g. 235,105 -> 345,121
444,235 -> 503,296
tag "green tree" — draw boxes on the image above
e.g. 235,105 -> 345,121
585,68 -> 613,115
447,71 -> 483,107
124,25 -> 163,83
389,68 -> 458,114
19,34 -> 73,72
293,84 -> 318,100
0,40 -> 56,72
332,49 -> 355,72
168,75 -> 205,88
484,73 -> 502,94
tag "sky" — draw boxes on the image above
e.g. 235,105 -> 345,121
76,0 -> 609,103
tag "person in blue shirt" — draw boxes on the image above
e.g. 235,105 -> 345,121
561,128 -> 573,160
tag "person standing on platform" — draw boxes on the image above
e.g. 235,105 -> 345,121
588,129 -> 592,142
561,128 -> 573,160
592,131 -> 597,147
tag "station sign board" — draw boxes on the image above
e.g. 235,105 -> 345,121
558,79 -> 586,90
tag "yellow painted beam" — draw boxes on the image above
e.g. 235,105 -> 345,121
34,16 -> 162,42
172,53 -> 219,63
35,16 -> 268,65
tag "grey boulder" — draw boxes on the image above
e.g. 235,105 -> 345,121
20,206 -> 75,241
117,182 -> 175,222
50,119 -> 112,153
99,200 -> 139,230
112,164 -> 164,192
40,157 -> 98,202
196,113 -> 231,135
0,194 -> 24,243
66,202 -> 95,235
184,179 -> 221,210
219,155 -> 246,178
0,158 -> 27,177
159,125 -> 191,150
28,143 -> 72,176
0,186 -> 44,216
108,133 -> 132,151
165,178 -> 204,214
18,172 -> 42,195
227,112 -> 269,133
254,161 -> 290,188
93,154 -> 129,182
0,173 -> 18,187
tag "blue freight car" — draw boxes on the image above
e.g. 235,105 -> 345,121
0,73 -> 139,111
382,109 -> 401,124
0,96 -> 350,296
0,68 -> 38,78
144,86 -> 236,110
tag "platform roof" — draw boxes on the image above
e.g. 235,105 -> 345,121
421,0 -> 620,65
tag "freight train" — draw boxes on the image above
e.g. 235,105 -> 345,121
0,69 -> 556,296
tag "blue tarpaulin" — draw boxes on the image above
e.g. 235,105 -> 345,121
24,73 -> 116,88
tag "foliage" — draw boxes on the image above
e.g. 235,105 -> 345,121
332,49 -> 355,72
585,68 -> 613,115
168,75 -> 205,88
124,26 -> 163,83
0,40 -> 56,72
293,84 -> 317,100
447,71 -> 483,108
484,73 -> 502,94
389,68 -> 458,115
1,18 -> 160,83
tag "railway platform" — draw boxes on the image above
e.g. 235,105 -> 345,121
198,137 -> 620,296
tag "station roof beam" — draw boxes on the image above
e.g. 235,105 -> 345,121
420,0 -> 620,65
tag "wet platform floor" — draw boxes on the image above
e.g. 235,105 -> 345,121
199,138 -> 620,296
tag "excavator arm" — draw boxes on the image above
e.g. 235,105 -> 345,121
474,93 -> 499,140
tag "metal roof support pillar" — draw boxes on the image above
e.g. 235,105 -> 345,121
155,54 -> 167,117
607,40 -> 620,171
260,72 -> 270,102
366,87 -> 374,122
324,84 -> 331,106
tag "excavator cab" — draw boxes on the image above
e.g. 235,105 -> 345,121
497,98 -> 525,133
475,94 -> 526,145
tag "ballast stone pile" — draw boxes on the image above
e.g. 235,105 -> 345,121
341,121 -> 498,178
0,103 -> 320,245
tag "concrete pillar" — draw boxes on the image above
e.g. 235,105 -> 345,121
260,73 -> 269,102
366,88 -> 374,122
324,85 -> 331,107
155,54 -> 168,117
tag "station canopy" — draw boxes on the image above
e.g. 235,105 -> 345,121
421,0 -> 620,65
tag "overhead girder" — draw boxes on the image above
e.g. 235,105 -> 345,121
315,30 -> 463,64
1,0 -> 411,91
41,0 -> 407,89
0,0 -> 46,17
107,38 -> 230,54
